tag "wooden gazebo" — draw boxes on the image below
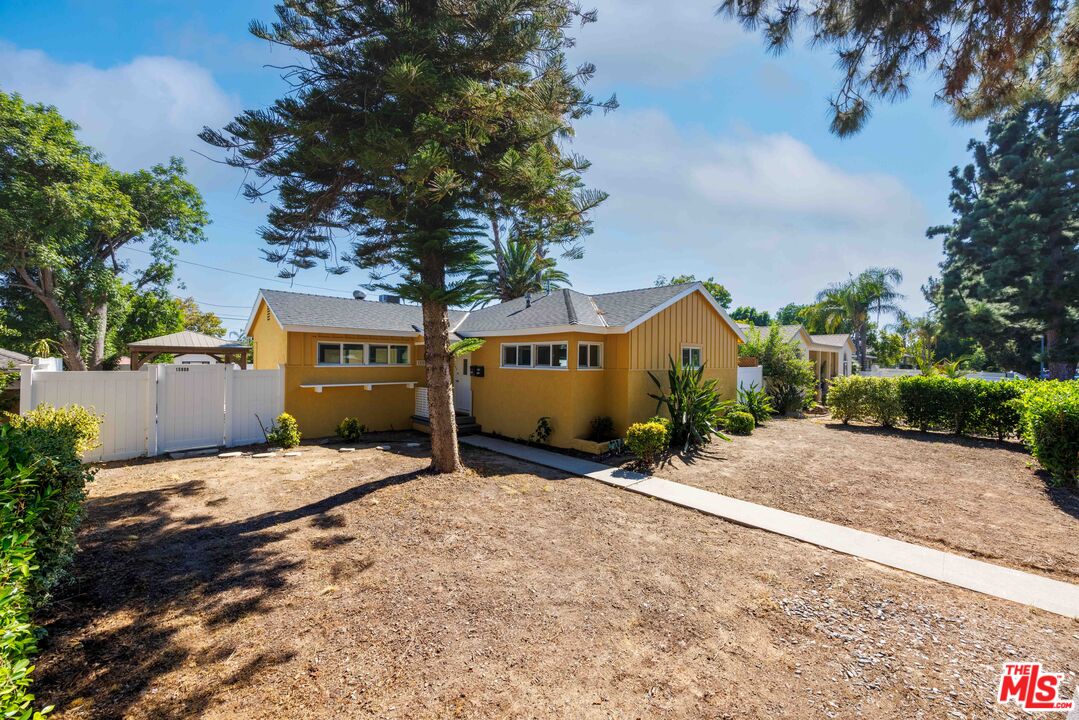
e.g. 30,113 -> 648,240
127,331 -> 249,370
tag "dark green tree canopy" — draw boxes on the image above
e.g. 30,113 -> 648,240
655,274 -> 732,308
719,0 -> 1079,135
201,0 -> 610,472
0,91 -> 208,369
730,305 -> 772,326
929,100 -> 1079,378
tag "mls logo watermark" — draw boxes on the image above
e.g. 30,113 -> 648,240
998,663 -> 1077,714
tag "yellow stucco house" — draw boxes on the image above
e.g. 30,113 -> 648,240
246,282 -> 746,450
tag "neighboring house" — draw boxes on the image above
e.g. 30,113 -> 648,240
246,282 -> 746,448
0,348 -> 30,369
808,334 -> 856,380
737,324 -> 854,384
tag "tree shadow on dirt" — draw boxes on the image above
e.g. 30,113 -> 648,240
821,421 -> 1030,453
34,469 -> 422,719
1039,474 -> 1079,520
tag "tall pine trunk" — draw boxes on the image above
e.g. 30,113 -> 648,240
419,239 -> 461,473
421,299 -> 461,472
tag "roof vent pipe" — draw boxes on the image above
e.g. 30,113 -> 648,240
353,290 -> 367,300
525,292 -> 532,308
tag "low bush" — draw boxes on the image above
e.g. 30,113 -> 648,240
648,356 -> 732,451
827,375 -> 902,427
264,412 -> 302,449
725,410 -> 755,435
588,416 -> 616,442
736,383 -> 774,424
2,404 -> 100,718
1018,381 -> 1079,484
335,417 -> 367,443
625,421 -> 670,466
968,380 -> 1024,441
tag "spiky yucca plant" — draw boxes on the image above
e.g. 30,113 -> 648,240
648,356 -> 733,452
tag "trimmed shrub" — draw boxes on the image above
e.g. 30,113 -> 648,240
265,412 -> 302,448
897,375 -> 952,432
1018,381 -> 1079,483
2,404 -> 100,718
968,380 -> 1024,440
626,421 -> 670,466
588,416 -> 616,442
335,417 -> 367,443
827,376 -> 903,427
725,411 -> 755,435
736,383 -> 774,424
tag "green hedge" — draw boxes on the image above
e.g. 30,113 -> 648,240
1018,381 -> 1079,482
2,405 -> 100,718
827,375 -> 1079,484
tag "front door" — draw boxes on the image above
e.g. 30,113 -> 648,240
453,355 -> 472,414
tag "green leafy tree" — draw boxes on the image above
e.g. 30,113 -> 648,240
474,239 -> 570,304
0,92 -> 208,369
655,274 -> 732,308
775,302 -> 808,326
871,330 -> 905,367
176,297 -> 225,337
719,0 -> 1079,135
929,100 -> 1079,379
740,324 -> 816,414
201,0 -> 609,472
804,267 -> 903,371
115,290 -> 185,348
730,305 -> 772,326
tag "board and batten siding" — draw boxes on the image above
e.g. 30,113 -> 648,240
627,290 -> 738,371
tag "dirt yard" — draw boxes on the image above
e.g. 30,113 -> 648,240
639,417 -> 1079,585
37,436 -> 1078,719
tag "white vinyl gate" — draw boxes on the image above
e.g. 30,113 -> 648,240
20,364 -> 283,462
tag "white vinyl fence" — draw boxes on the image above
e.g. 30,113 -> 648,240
19,364 -> 283,461
737,365 -> 764,391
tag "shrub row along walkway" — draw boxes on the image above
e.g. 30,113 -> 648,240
461,435 -> 1079,618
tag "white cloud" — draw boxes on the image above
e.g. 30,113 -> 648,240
566,109 -> 935,314
0,42 -> 240,186
569,0 -> 745,88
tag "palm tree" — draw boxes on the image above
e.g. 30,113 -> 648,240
807,267 -> 904,370
473,238 -> 570,305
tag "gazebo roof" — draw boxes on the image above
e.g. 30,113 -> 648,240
128,331 -> 247,352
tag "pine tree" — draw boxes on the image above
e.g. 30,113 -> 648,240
719,0 -> 1079,135
930,101 -> 1079,379
201,0 -> 610,473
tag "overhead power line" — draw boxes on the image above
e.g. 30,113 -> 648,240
124,247 -> 352,294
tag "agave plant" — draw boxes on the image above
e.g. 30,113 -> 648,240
648,356 -> 733,452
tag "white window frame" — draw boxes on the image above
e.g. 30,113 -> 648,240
316,341 -> 410,366
578,341 -> 603,370
366,343 -> 410,366
681,345 -> 702,369
500,341 -> 569,370
317,341 -> 366,366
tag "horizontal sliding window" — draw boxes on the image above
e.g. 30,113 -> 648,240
502,342 -> 568,369
578,342 -> 603,369
317,342 -> 407,366
368,344 -> 410,365
317,342 -> 365,366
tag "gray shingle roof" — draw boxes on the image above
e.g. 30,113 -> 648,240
0,347 -> 29,367
738,323 -> 808,345
254,283 -> 740,338
259,289 -> 467,334
810,333 -> 854,348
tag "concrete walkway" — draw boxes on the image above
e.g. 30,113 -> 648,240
461,435 -> 1079,619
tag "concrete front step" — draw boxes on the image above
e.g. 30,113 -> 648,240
410,415 -> 481,436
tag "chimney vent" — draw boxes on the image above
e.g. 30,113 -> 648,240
525,292 -> 532,308
352,290 -> 367,300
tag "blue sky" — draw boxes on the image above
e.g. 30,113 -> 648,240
0,0 -> 979,336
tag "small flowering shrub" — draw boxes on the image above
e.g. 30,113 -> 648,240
265,412 -> 302,448
626,421 -> 670,467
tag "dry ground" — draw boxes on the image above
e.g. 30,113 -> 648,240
36,436 -> 1079,719
639,417 -> 1079,584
